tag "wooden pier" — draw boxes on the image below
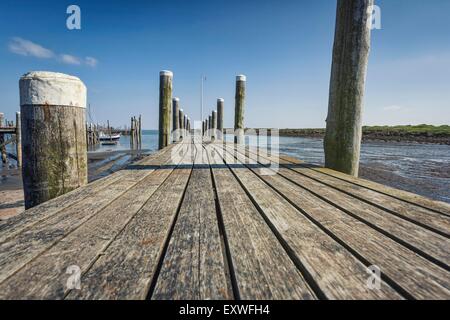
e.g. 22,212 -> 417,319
0,138 -> 449,300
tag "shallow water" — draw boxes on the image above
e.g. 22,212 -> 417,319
1,130 -> 449,203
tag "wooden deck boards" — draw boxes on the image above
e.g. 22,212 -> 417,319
0,139 -> 449,300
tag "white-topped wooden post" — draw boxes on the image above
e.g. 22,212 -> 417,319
158,70 -> 173,150
234,75 -> 246,144
19,71 -> 87,209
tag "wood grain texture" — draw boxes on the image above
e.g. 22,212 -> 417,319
0,144 -> 180,284
229,145 -> 450,299
213,144 -> 401,299
0,144 -> 184,299
238,145 -> 450,267
152,144 -> 232,300
206,144 -> 315,300
65,144 -> 191,299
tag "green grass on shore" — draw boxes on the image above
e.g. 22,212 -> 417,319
361,124 -> 450,135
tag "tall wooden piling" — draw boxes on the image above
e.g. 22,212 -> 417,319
324,0 -> 373,177
217,98 -> 224,135
179,109 -> 184,139
0,113 -> 6,164
172,97 -> 180,142
184,115 -> 188,134
19,71 -> 88,209
15,111 -> 22,167
212,110 -> 217,140
234,75 -> 246,144
158,70 -> 173,150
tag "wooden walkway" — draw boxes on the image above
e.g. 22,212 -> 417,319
1,138 -> 449,299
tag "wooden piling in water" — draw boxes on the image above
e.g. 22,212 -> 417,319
0,113 -> 6,164
234,75 -> 246,144
172,97 -> 180,142
324,0 -> 373,177
19,71 -> 88,209
15,111 -> 22,167
158,70 -> 173,150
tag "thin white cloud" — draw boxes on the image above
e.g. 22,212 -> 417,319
8,37 -> 54,58
8,37 -> 98,68
60,54 -> 82,65
85,56 -> 98,67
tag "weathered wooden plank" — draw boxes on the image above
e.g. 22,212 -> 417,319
212,144 -> 401,299
65,144 -> 194,299
235,145 -> 450,267
242,145 -> 450,237
314,167 -> 450,216
0,146 -> 168,241
0,144 -> 181,284
0,144 -> 184,299
206,144 -> 315,299
152,143 -> 232,300
228,145 -> 450,299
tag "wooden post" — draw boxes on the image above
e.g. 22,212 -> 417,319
19,71 -> 88,209
212,110 -> 217,141
179,109 -> 184,139
15,111 -> 22,167
0,113 -> 6,164
324,0 -> 373,177
184,115 -> 188,134
234,75 -> 246,144
138,115 -> 142,148
130,117 -> 135,148
158,70 -> 173,149
172,97 -> 180,142
217,98 -> 224,138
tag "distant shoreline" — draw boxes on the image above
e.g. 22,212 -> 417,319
243,125 -> 450,145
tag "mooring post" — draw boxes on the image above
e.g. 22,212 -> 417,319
217,98 -> 224,140
179,108 -> 184,139
19,71 -> 88,209
0,113 -> 6,164
212,110 -> 217,141
172,97 -> 180,142
138,115 -> 142,148
158,70 -> 173,150
234,75 -> 246,144
208,114 -> 212,138
324,0 -> 373,177
15,111 -> 22,167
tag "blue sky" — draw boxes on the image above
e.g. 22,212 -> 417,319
0,0 -> 449,129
